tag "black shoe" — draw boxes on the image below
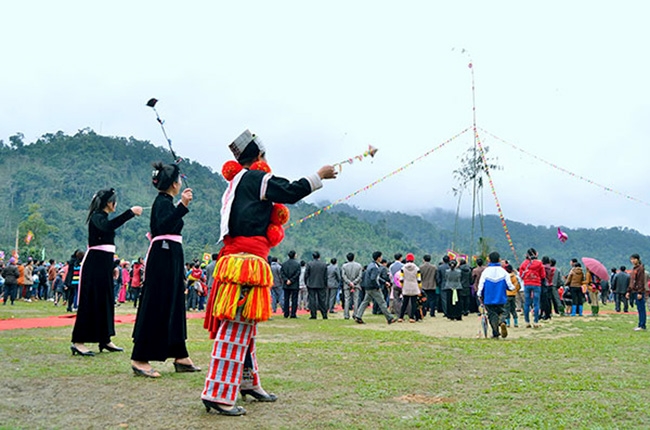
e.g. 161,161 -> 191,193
203,399 -> 246,416
174,362 -> 201,373
70,345 -> 95,357
309,317 -> 317,320
387,317 -> 398,325
99,344 -> 124,353
290,315 -> 298,319
131,365 -> 160,378
353,316 -> 365,324
240,389 -> 278,402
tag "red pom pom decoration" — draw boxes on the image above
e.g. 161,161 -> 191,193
222,160 -> 243,181
270,204 -> 290,225
250,160 -> 272,174
266,224 -> 285,247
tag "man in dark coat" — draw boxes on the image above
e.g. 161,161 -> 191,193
326,258 -> 341,313
270,257 -> 284,314
612,266 -> 630,312
353,251 -> 398,325
420,255 -> 437,317
459,258 -> 472,316
281,250 -> 301,318
1,258 -> 20,305
304,251 -> 328,319
436,255 -> 451,317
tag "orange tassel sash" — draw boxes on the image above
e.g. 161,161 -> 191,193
205,253 -> 273,336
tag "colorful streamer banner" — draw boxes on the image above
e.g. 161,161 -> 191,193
474,128 -> 519,263
286,127 -> 471,228
480,127 -> 650,207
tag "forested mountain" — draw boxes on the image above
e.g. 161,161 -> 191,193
330,205 -> 650,270
0,129 -> 226,261
1,130 -> 649,272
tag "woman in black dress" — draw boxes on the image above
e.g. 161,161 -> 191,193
131,162 -> 199,378
71,189 -> 143,356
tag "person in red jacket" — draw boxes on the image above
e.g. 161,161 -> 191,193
518,248 -> 546,328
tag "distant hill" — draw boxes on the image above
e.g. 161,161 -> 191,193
1,130 -> 649,272
0,129 -> 226,261
329,204 -> 650,270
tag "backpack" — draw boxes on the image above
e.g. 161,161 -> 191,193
360,269 -> 370,289
38,268 -> 47,285
361,263 -> 380,289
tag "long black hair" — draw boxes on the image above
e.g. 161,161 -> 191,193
526,248 -> 538,260
151,161 -> 180,191
86,189 -> 116,223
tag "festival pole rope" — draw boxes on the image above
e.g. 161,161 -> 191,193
480,127 -> 650,207
286,127 -> 471,228
474,128 -> 519,264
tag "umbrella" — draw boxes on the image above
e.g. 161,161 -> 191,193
479,305 -> 488,338
581,257 -> 608,281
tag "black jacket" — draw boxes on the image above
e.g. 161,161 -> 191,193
281,258 -> 301,290
612,272 -> 630,294
1,264 -> 19,284
305,259 -> 328,289
363,262 -> 383,290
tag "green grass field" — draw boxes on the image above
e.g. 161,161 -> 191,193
0,301 -> 648,429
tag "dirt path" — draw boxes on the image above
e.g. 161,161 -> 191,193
261,309 -> 619,340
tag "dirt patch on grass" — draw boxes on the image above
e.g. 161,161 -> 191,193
395,394 -> 455,404
255,310 -> 590,342
344,312 -> 560,339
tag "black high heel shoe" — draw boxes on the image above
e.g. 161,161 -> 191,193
202,399 -> 246,416
173,362 -> 201,373
240,389 -> 278,402
131,365 -> 161,378
99,344 -> 124,353
70,345 -> 94,357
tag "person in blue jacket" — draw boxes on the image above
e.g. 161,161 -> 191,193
477,251 -> 515,339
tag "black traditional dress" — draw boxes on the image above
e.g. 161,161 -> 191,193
131,192 -> 189,361
71,209 -> 135,344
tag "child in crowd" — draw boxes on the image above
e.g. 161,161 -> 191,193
504,264 -> 521,327
585,270 -> 601,317
186,262 -> 204,311
53,270 -> 65,306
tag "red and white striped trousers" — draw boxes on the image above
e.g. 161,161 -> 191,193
201,316 -> 261,405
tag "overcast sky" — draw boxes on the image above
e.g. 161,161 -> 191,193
2,1 -> 649,236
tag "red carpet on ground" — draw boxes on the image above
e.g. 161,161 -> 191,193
0,308 -> 315,331
0,311 -> 207,331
